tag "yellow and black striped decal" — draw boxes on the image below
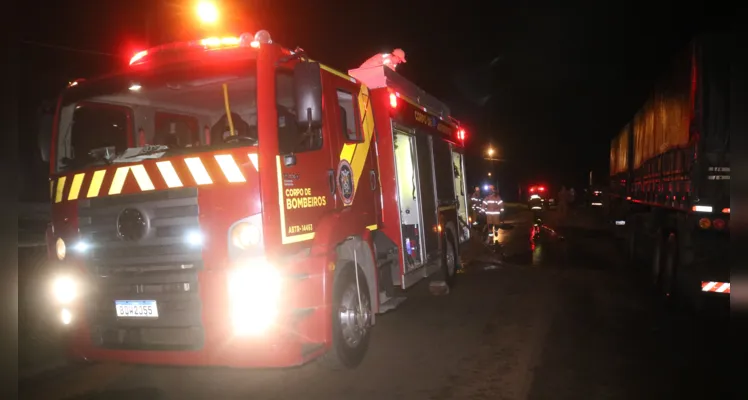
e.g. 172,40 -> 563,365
50,153 -> 257,203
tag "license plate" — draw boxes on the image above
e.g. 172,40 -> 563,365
115,300 -> 159,318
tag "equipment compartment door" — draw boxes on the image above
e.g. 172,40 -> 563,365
451,149 -> 470,242
393,130 -> 425,271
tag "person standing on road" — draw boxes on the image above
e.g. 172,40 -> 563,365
482,185 -> 503,244
469,186 -> 482,226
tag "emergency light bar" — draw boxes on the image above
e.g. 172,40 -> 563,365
129,30 -> 273,66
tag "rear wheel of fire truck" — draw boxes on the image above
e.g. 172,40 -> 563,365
320,262 -> 372,370
443,231 -> 458,287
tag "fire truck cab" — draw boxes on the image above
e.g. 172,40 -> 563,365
45,31 -> 470,369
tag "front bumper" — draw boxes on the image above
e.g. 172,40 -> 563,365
66,253 -> 332,368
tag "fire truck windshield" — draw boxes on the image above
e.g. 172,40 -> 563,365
54,59 -> 257,172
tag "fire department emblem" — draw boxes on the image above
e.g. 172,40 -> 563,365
117,208 -> 147,241
337,160 -> 354,205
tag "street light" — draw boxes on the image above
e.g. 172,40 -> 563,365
196,1 -> 219,24
487,147 -> 495,157
488,172 -> 492,177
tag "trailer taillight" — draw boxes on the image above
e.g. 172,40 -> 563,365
712,218 -> 726,230
698,218 -> 711,229
722,208 -> 730,214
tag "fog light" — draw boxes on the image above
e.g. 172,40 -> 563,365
52,275 -> 77,304
56,238 -> 66,260
61,308 -> 72,325
228,259 -> 283,335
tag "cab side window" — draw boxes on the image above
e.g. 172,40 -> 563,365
336,90 -> 361,142
277,70 -> 322,154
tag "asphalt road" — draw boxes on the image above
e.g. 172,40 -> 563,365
19,207 -> 730,400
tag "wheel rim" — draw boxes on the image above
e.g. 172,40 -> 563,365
338,282 -> 371,348
446,240 -> 456,277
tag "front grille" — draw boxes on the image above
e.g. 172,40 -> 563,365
78,188 -> 205,350
78,187 -> 202,270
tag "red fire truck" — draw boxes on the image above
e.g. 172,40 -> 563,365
44,30 -> 471,369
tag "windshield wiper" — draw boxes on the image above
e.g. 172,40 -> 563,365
88,146 -> 116,165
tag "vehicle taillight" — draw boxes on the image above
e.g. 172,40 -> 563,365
698,218 -> 711,229
722,208 -> 730,214
538,186 -> 545,192
712,218 -> 726,230
389,93 -> 398,108
457,128 -> 466,142
129,50 -> 148,65
529,187 -> 536,193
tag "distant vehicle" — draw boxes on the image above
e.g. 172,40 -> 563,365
527,185 -> 548,210
587,187 -> 604,207
608,33 -> 732,309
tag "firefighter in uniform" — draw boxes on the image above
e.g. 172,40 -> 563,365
482,185 -> 503,244
469,186 -> 483,226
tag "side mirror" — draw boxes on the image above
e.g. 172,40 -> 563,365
283,154 -> 297,167
293,62 -> 323,131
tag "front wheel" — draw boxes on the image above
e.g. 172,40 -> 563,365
320,263 -> 372,370
443,232 -> 458,286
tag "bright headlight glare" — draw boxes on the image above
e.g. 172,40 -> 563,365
52,275 -> 77,304
228,260 -> 282,335
185,230 -> 204,246
56,238 -> 66,260
231,222 -> 261,249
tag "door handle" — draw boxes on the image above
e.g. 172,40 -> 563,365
370,170 -> 376,191
328,169 -> 335,195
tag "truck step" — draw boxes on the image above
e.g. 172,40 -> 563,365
379,295 -> 406,313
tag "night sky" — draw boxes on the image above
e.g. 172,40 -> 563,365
19,0 -> 729,202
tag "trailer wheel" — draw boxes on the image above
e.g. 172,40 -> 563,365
651,231 -> 664,289
320,262 -> 372,370
626,216 -> 639,264
661,232 -> 690,311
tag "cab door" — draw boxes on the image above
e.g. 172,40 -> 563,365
326,74 -> 379,229
274,69 -> 336,247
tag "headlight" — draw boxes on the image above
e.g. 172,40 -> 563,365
227,258 -> 282,335
56,238 -> 66,260
231,222 -> 261,250
228,214 -> 264,259
52,275 -> 77,304
185,230 -> 204,246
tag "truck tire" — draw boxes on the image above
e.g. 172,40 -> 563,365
319,262 -> 372,370
661,232 -> 690,311
443,231 -> 458,287
651,231 -> 664,289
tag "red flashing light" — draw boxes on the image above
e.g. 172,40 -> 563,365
201,36 -> 241,47
538,186 -> 545,192
529,187 -> 536,193
129,50 -> 148,65
457,128 -> 466,141
389,93 -> 398,108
